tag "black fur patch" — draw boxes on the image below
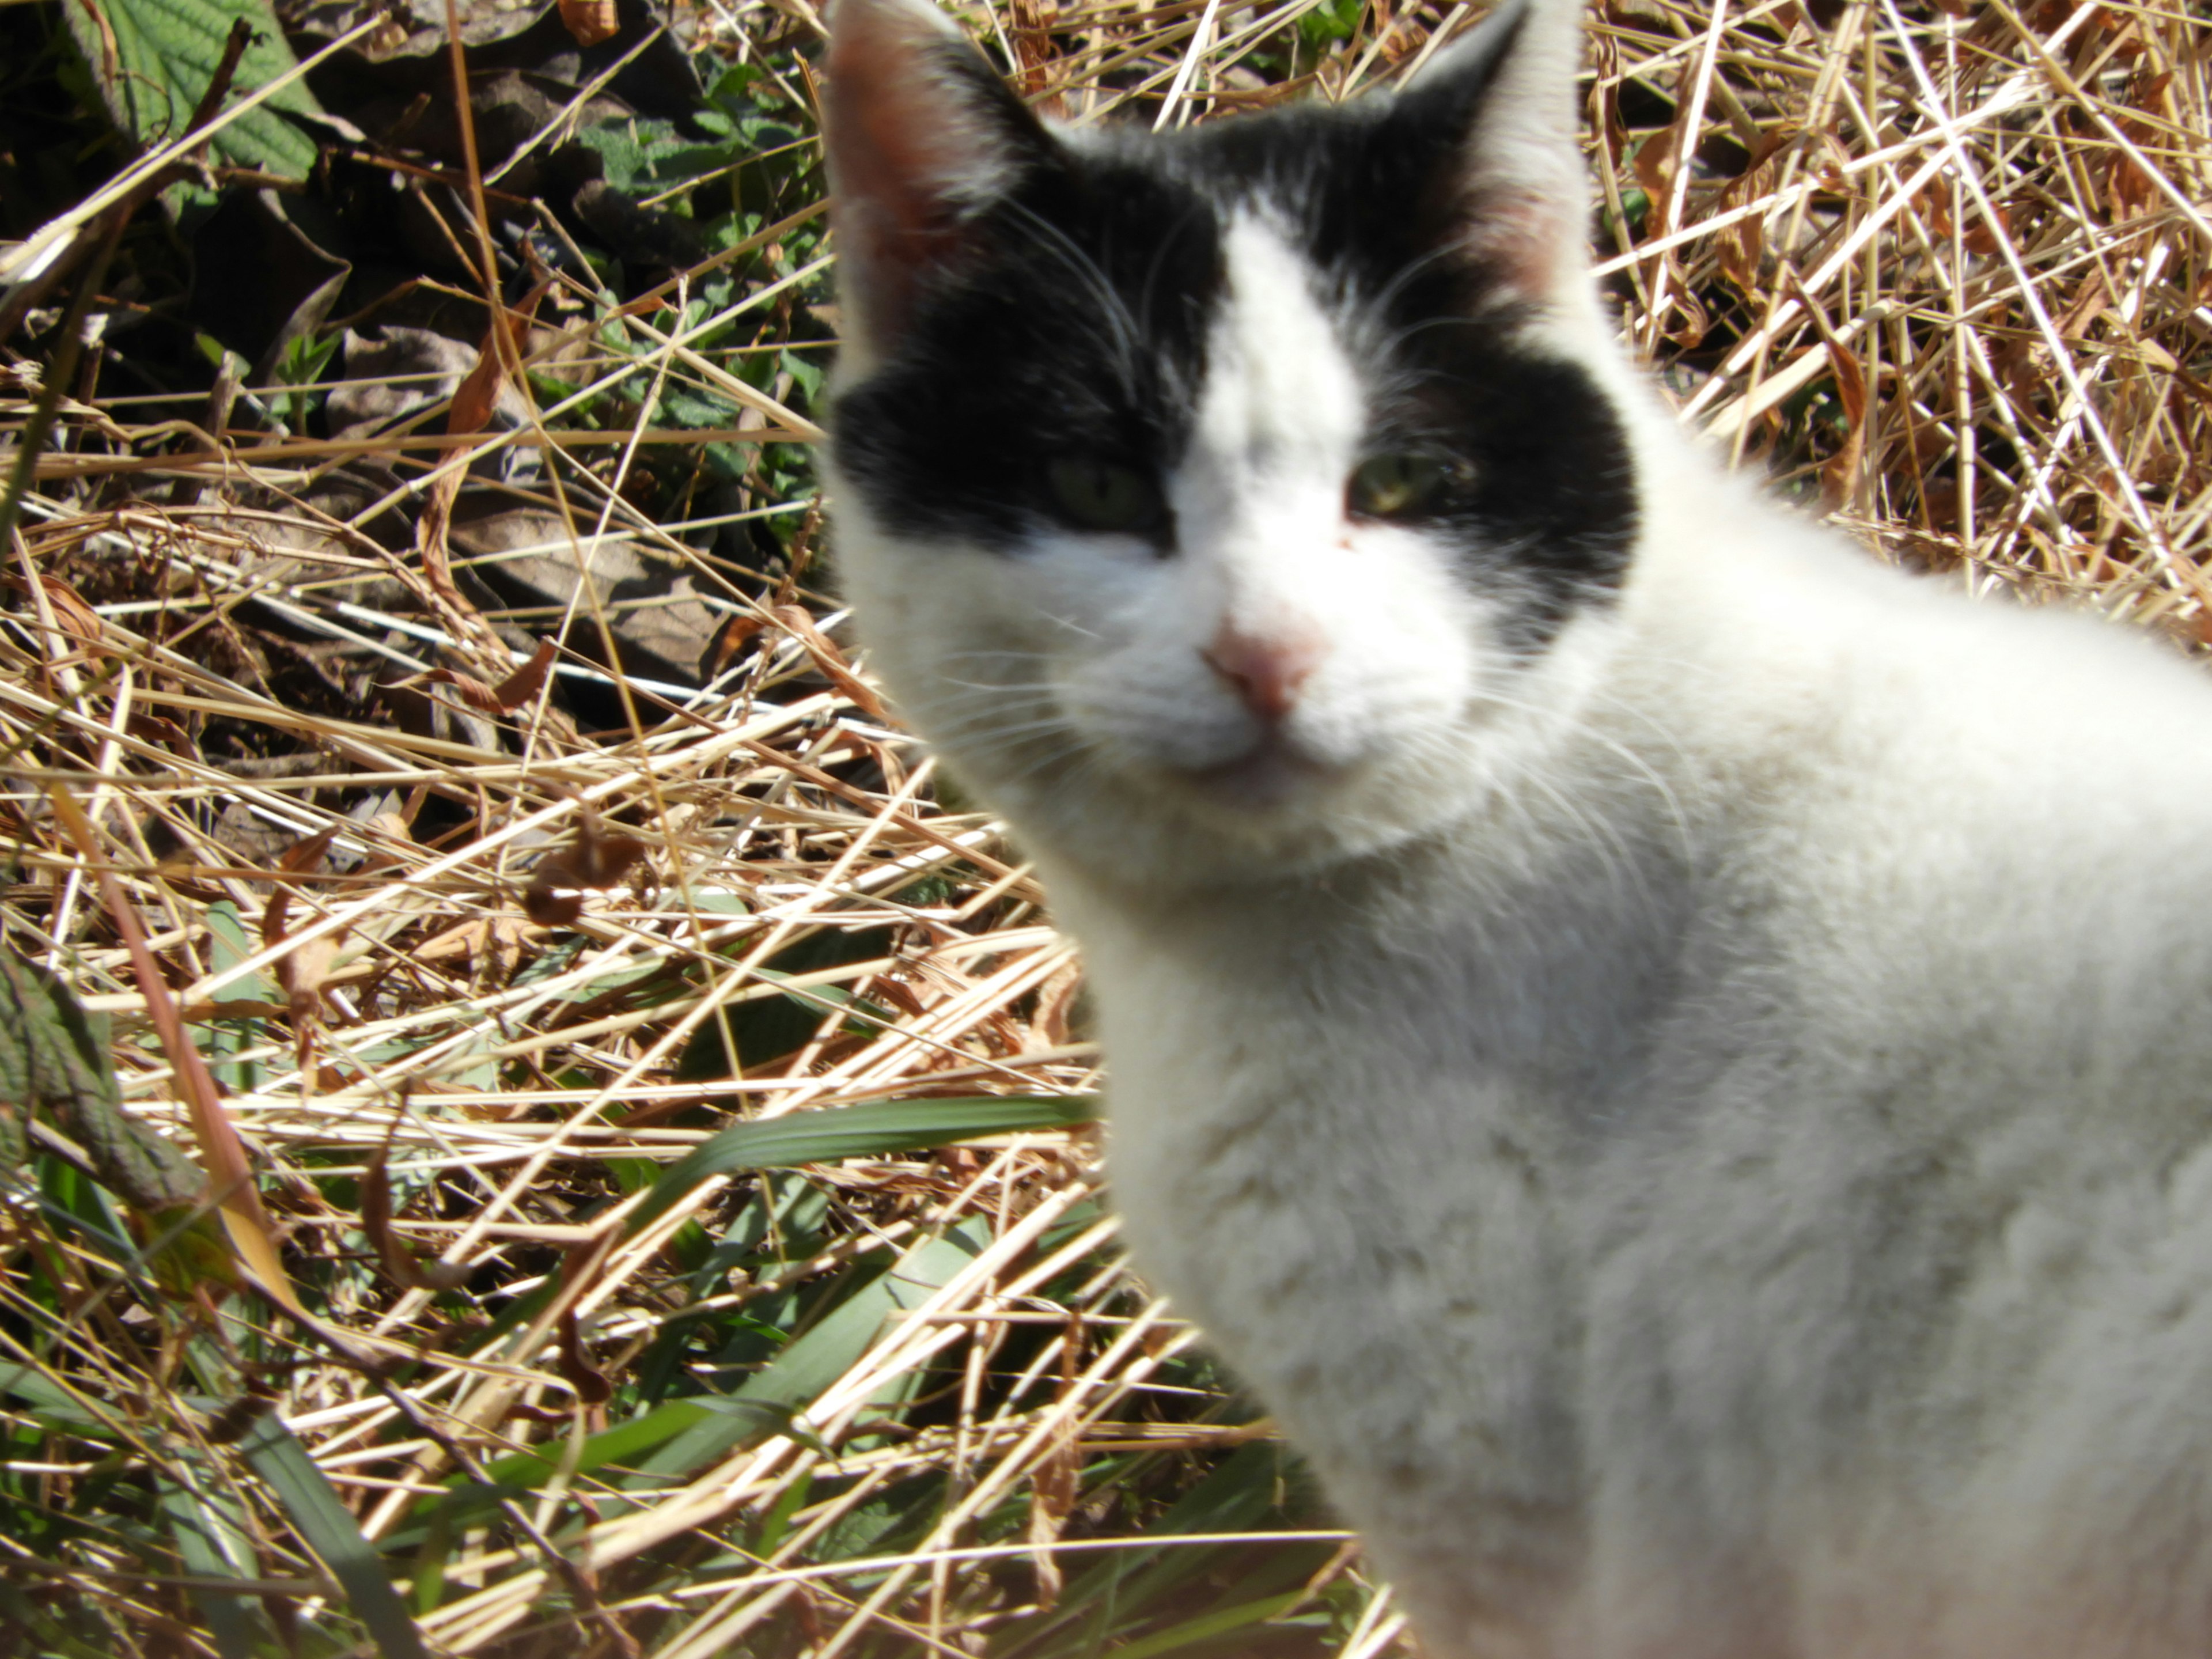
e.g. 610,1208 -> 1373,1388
831,36 -> 1639,640
833,110 -> 1222,554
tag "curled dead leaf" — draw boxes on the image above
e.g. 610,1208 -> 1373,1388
126,712 -> 196,759
1818,336 -> 1870,513
525,796 -> 649,927
263,827 -> 344,1074
1028,1413 -> 1082,1600
556,1237 -> 613,1404
1632,125 -> 1679,215
399,637 -> 560,718
363,1142 -> 472,1293
558,1308 -> 613,1404
710,609 -> 770,679
35,574 -> 107,652
772,605 -> 884,717
558,0 -> 620,46
490,637 -> 559,711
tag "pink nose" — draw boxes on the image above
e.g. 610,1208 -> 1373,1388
1202,623 -> 1325,722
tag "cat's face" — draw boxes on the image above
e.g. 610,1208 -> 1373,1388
826,0 -> 1642,885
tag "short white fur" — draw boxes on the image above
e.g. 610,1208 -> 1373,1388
824,1 -> 2212,1653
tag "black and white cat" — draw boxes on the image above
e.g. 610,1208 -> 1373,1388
823,1 -> 2212,1653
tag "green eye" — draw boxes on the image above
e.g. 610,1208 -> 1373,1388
1047,458 -> 1165,535
1346,452 -> 1461,520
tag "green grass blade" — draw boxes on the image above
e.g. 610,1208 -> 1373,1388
626,1224 -> 986,1487
999,1441 -> 1289,1659
237,1411 -> 426,1659
160,1474 -> 271,1659
627,1094 -> 1096,1234
1104,1590 -> 1308,1659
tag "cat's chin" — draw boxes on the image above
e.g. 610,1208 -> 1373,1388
1176,738 -> 1333,810
1065,744 -> 1467,885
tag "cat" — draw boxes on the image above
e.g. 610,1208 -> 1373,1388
820,0 -> 2212,1653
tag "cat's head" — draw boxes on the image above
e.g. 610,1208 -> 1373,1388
824,0 -> 1642,889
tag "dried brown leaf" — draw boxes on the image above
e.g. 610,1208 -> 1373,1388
490,636 -> 559,712
710,609 -> 770,679
35,574 -> 107,651
558,1308 -> 613,1404
1633,125 -> 1678,207
525,798 -> 649,927
363,1142 -> 472,1293
126,712 -> 196,758
558,0 -> 620,47
774,604 -> 884,717
1028,1425 -> 1078,1605
263,828 -> 343,1072
555,1237 -> 613,1404
47,785 -> 301,1317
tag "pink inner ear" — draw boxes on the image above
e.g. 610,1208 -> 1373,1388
827,3 -> 989,338
1471,187 -> 1575,305
1486,191 -> 1575,303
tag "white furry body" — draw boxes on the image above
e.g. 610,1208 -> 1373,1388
843,402 -> 2212,1653
1053,461 -> 2212,1658
822,2 -> 2212,1646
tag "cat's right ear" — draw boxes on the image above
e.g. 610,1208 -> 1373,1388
825,0 -> 1058,368
1389,0 -> 1592,307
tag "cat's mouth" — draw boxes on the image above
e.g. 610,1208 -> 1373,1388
1176,737 -> 1334,810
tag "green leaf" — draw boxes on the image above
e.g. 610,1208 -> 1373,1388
0,1363 -> 117,1440
469,1395 -> 721,1494
1107,1591 -> 1308,1659
628,1094 -> 1096,1236
0,952 -> 203,1215
199,900 -> 270,1093
657,385 -> 741,428
576,118 -> 732,194
60,0 -> 324,178
621,1224 -> 983,1487
237,1412 -> 426,1659
202,903 -> 271,1002
675,925 -> 895,1081
161,1471 -> 274,1659
779,349 -> 825,405
1296,0 -> 1363,47
997,1441 -> 1296,1659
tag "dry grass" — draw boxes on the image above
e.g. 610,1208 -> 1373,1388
2,0 -> 2209,1654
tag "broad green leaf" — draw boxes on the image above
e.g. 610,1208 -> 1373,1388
237,1412 -> 426,1659
676,925 -> 896,1081
1,951 -> 203,1214
1296,0 -> 1362,46
460,1396 -> 721,1498
426,1225 -> 981,1529
0,1363 -> 117,1439
61,0 -> 324,179
575,119 -> 736,196
628,1094 -> 1096,1234
202,903 -> 272,1002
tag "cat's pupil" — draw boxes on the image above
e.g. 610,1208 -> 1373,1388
1047,458 -> 1165,536
1347,452 -> 1455,520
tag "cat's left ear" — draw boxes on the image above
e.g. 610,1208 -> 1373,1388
825,0 -> 1061,366
1388,0 -> 1592,306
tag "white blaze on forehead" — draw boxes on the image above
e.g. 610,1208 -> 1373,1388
1187,213 -> 1364,483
